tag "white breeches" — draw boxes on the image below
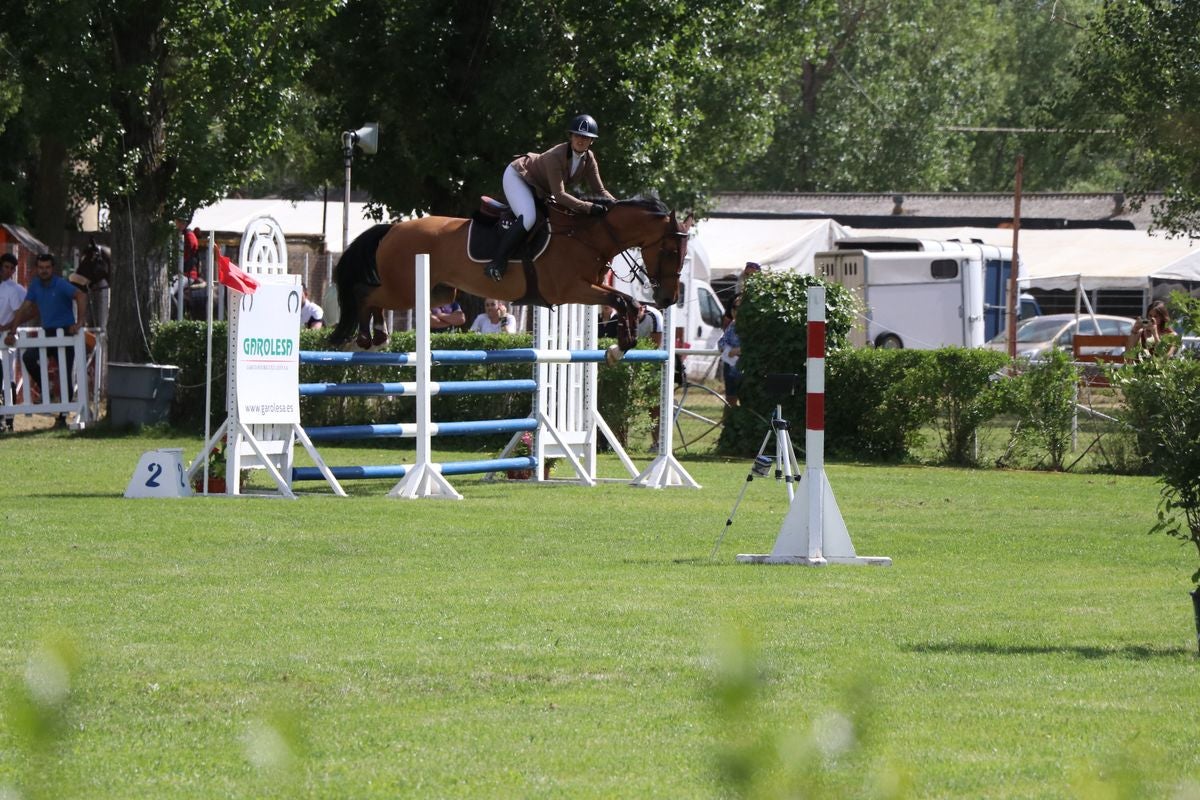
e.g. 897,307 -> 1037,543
502,164 -> 537,231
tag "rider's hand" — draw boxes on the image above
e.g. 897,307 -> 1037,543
589,203 -> 608,216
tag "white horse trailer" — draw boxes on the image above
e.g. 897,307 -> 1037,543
815,238 -> 1020,349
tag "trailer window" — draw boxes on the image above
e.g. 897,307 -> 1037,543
931,259 -> 959,279
699,287 -> 724,328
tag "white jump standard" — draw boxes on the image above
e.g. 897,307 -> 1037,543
737,286 -> 891,566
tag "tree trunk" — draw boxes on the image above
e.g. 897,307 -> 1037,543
105,207 -> 170,362
31,135 -> 71,255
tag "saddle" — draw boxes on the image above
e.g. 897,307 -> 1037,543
466,197 -> 552,264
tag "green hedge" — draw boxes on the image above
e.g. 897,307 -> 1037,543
147,322 -> 660,447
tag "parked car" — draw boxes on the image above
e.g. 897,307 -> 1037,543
984,313 -> 1135,360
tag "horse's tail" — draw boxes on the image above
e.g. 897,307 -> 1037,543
331,223 -> 393,344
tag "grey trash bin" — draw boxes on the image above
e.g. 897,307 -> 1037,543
107,363 -> 179,428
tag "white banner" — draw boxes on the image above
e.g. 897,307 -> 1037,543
234,283 -> 301,424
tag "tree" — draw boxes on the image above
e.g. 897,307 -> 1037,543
1063,0 -> 1200,236
0,0 -> 338,361
724,0 -> 1120,194
311,0 -> 816,217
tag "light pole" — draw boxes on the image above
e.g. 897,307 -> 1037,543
341,122 -> 380,255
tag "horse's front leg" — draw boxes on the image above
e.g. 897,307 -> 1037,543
603,292 -> 642,366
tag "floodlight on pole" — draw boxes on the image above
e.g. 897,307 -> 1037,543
342,122 -> 380,254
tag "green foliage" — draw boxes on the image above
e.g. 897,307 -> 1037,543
313,0 -> 807,215
1062,0 -> 1200,236
895,347 -> 1011,466
1003,350 -> 1081,471
824,347 -> 929,461
1167,290 -> 1200,337
1116,357 -> 1200,587
718,272 -> 857,454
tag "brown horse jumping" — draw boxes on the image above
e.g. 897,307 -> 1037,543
331,197 -> 689,361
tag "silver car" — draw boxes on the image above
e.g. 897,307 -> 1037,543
984,313 -> 1135,360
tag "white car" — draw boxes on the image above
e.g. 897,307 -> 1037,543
984,313 -> 1135,360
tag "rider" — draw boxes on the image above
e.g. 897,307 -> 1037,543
485,114 -> 617,281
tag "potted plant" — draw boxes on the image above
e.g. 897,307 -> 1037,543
506,431 -> 534,480
194,436 -> 228,493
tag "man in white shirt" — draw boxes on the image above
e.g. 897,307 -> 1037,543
469,299 -> 517,333
635,303 -> 663,347
0,253 -> 28,430
301,285 -> 324,329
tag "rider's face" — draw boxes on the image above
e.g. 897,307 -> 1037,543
569,134 -> 593,154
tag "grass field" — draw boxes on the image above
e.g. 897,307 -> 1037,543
2,429 -> 1198,799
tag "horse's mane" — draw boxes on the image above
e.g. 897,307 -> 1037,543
614,195 -> 670,216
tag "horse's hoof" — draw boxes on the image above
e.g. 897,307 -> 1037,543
372,329 -> 389,347
356,333 -> 372,350
605,344 -> 624,366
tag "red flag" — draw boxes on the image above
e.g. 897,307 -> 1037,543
217,253 -> 259,294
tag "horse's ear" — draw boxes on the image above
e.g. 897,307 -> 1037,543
680,213 -> 695,233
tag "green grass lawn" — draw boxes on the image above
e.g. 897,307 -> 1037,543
1,430 -> 1197,798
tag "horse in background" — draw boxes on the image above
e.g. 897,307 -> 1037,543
330,197 -> 689,362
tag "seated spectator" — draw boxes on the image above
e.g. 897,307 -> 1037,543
469,299 -> 517,333
431,302 -> 466,331
597,305 -> 620,339
301,285 -> 325,329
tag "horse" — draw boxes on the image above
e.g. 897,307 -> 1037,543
71,238 -> 111,291
330,197 -> 689,363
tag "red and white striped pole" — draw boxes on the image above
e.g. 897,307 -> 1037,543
737,285 -> 890,566
805,286 -> 828,562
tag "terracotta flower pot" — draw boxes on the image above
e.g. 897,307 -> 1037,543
506,469 -> 533,480
194,476 -> 227,493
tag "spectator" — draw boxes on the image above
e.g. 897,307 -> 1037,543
177,219 -> 200,273
301,285 -> 325,329
597,305 -> 621,339
469,299 -> 517,333
636,303 -> 663,347
1127,299 -> 1177,359
0,253 -> 27,431
3,253 -> 88,428
431,301 -> 466,331
718,297 -> 743,408
723,261 -> 761,329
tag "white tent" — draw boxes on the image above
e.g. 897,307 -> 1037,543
690,217 -> 850,281
846,225 -> 1200,291
190,198 -> 393,253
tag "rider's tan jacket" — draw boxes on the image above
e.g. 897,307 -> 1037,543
510,142 -> 616,215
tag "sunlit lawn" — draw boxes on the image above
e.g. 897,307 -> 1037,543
0,429 -> 1197,799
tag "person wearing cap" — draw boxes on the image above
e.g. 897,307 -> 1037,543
0,253 -> 27,430
484,113 -> 618,282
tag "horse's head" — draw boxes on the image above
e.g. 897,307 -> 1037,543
71,238 -> 111,291
611,199 -> 689,308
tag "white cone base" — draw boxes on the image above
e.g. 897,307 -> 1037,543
388,464 -> 463,500
632,454 -> 701,490
736,468 -> 890,566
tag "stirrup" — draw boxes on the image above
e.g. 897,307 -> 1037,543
484,262 -> 505,282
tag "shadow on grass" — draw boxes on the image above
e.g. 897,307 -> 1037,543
905,641 -> 1194,660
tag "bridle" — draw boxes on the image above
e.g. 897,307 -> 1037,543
565,209 -> 685,292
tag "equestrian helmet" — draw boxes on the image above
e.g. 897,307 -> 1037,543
568,114 -> 600,139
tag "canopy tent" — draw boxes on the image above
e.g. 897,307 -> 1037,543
689,217 -> 850,281
189,199 -> 393,253
845,225 -> 1200,291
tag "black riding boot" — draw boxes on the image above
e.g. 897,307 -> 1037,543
484,219 -> 527,282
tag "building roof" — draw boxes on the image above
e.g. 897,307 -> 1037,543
710,192 -> 1163,230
